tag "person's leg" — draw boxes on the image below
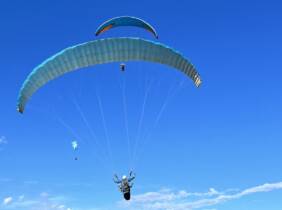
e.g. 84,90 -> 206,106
124,192 -> 130,200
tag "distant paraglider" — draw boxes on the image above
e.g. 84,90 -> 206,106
95,16 -> 158,38
72,141 -> 78,160
120,63 -> 125,72
96,16 -> 158,73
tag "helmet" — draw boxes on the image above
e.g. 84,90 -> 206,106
122,175 -> 127,180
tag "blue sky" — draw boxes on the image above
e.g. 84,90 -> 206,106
1,0 -> 282,210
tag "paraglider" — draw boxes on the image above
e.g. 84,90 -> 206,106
95,16 -> 158,38
120,63 -> 125,72
17,38 -> 201,113
113,171 -> 136,200
72,141 -> 78,160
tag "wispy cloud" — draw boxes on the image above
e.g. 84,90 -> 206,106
1,192 -> 72,210
119,187 -> 221,206
2,182 -> 281,210
0,136 -> 8,145
119,182 -> 282,210
3,197 -> 13,205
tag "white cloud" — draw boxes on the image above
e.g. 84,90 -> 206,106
1,193 -> 72,210
120,187 -> 221,206
3,196 -> 13,205
128,189 -> 189,203
120,182 -> 282,210
187,188 -> 221,197
0,136 -> 7,145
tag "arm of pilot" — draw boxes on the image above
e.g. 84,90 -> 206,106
113,174 -> 121,184
128,171 -> 136,182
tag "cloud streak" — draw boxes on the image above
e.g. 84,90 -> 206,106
120,182 -> 282,210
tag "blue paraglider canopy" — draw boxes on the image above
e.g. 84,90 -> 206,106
95,16 -> 158,38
